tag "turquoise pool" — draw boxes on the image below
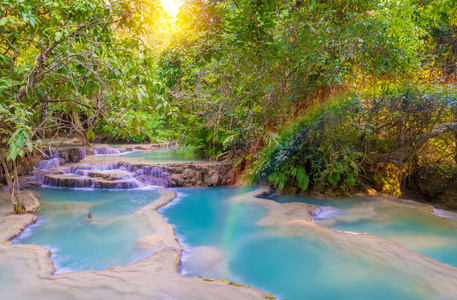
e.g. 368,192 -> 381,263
14,188 -> 161,273
159,187 -> 429,300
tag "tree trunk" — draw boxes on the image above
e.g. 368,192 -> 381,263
71,111 -> 90,147
0,150 -> 26,214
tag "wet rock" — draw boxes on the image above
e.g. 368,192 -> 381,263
405,165 -> 457,209
164,162 -> 234,187
44,147 -> 88,164
88,170 -> 130,181
20,180 -> 42,189
170,173 -> 183,186
207,168 -> 221,186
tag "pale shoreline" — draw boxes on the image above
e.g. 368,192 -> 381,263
0,188 -> 271,300
3,185 -> 457,299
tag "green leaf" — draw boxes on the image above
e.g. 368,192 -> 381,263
86,130 -> 95,140
0,18 -> 8,26
55,32 -> 62,41
278,173 -> 286,190
206,131 -> 214,142
7,147 -> 17,161
234,157 -> 243,167
137,91 -> 143,104
131,127 -> 140,137
296,167 -> 309,191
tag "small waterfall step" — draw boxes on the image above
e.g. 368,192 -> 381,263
44,174 -> 140,189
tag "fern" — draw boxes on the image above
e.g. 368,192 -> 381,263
296,167 -> 309,191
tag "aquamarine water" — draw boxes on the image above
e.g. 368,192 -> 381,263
14,187 -> 161,273
269,194 -> 457,268
123,149 -> 203,162
12,185 -> 457,298
159,187 -> 428,300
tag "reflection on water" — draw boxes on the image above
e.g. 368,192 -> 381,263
123,149 -> 204,162
269,194 -> 457,267
14,188 -> 161,273
160,187 -> 428,300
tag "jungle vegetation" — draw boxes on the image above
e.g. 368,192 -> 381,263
1,0 -> 457,212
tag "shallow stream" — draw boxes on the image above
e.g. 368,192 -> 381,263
121,149 -> 204,162
9,172 -> 457,299
14,188 -> 161,273
159,187 -> 432,300
268,194 -> 457,268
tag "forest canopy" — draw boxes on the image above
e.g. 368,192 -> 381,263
1,0 -> 457,210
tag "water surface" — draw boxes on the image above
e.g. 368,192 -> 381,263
159,187 -> 428,300
15,187 -> 161,273
123,149 -> 204,162
269,194 -> 457,267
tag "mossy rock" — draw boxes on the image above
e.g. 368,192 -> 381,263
406,165 -> 457,209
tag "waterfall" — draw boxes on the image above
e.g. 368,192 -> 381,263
44,162 -> 171,189
134,166 -> 171,187
311,206 -> 340,223
35,146 -> 172,189
37,150 -> 60,170
43,175 -> 142,189
94,146 -> 118,155
80,148 -> 87,159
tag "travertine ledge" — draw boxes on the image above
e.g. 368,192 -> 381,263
0,188 -> 270,300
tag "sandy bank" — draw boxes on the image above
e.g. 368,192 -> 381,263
0,245 -> 267,300
0,190 -> 40,242
0,188 -> 270,299
134,188 -> 183,251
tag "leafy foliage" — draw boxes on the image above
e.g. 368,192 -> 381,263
252,85 -> 457,194
1,0 -> 457,208
252,96 -> 363,193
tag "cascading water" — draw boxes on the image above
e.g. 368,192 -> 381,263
43,162 -> 171,189
118,148 -> 129,154
134,166 -> 171,187
93,146 -> 118,155
311,206 -> 340,223
80,148 -> 86,159
36,150 -> 60,171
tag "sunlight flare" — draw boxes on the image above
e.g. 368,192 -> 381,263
160,0 -> 182,18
